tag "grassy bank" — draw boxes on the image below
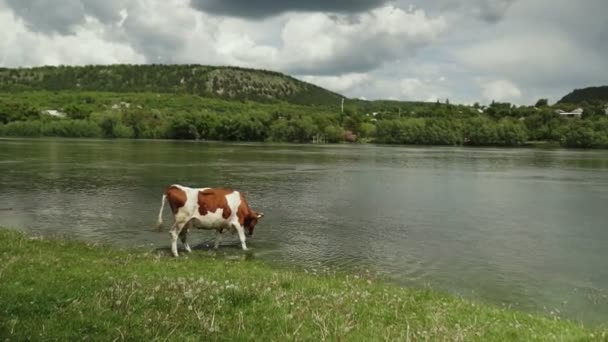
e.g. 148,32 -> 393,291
0,229 -> 605,341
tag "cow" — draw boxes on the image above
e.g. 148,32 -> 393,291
157,185 -> 264,257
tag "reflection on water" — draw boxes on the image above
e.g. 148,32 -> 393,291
1,138 -> 608,324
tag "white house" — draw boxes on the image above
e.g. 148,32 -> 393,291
555,108 -> 583,118
42,110 -> 66,118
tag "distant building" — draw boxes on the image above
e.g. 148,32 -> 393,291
555,108 -> 583,118
42,110 -> 66,118
343,130 -> 358,142
111,102 -> 131,109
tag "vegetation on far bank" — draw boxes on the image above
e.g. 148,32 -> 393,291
2,91 -> 608,148
0,64 -> 607,148
1,228 -> 606,341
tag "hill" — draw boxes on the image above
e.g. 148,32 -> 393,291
0,64 -> 344,106
557,86 -> 608,104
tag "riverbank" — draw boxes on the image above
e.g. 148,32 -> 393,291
2,90 -> 608,149
0,229 -> 605,341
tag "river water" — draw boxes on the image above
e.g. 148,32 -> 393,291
1,138 -> 607,324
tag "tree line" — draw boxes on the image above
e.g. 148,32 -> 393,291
1,91 -> 607,148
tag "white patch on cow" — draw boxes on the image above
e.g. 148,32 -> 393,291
225,191 -> 241,218
188,190 -> 241,229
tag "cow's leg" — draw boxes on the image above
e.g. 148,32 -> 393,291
179,222 -> 192,253
169,219 -> 187,257
233,223 -> 248,251
214,229 -> 222,249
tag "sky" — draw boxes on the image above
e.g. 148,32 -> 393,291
0,0 -> 606,105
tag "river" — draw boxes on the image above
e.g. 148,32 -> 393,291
1,138 -> 607,324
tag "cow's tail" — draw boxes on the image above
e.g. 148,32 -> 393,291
156,194 -> 167,231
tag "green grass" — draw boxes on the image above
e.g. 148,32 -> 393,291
0,228 -> 606,341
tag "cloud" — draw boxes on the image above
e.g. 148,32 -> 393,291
455,33 -> 603,86
0,0 -> 607,105
480,79 -> 521,102
0,9 -> 144,67
451,0 -> 608,103
279,6 -> 447,75
399,77 -> 455,102
472,0 -> 517,23
3,0 -> 85,34
406,0 -> 517,23
189,0 -> 390,19
118,0 -> 201,64
2,0 -> 127,34
297,73 -> 371,94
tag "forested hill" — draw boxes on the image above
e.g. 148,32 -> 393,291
0,65 -> 344,106
558,86 -> 608,104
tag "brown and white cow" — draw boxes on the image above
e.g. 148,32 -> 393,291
157,184 -> 264,256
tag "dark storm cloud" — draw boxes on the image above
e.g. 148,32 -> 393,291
4,0 -> 86,34
3,0 -> 125,34
475,0 -> 516,22
189,0 -> 391,18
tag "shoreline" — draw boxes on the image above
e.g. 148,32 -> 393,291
0,135 -> 594,151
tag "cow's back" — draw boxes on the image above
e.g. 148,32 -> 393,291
197,188 -> 236,219
192,187 -> 242,229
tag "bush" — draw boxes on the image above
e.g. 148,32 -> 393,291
0,120 -> 43,136
166,113 -> 199,140
323,125 -> 344,143
558,119 -> 608,148
495,119 -> 528,146
41,120 -> 102,138
464,117 -> 498,146
268,116 -> 318,143
359,123 -> 376,139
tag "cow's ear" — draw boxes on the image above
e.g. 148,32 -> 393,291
257,212 -> 264,219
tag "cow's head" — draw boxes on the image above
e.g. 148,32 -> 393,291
244,211 -> 264,236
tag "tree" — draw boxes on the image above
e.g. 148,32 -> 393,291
166,113 -> 199,140
64,104 -> 91,120
535,98 -> 548,107
495,119 -> 528,146
359,123 -> 376,139
323,125 -> 343,143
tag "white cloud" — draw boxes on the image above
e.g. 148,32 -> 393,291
481,79 -> 521,102
405,0 -> 517,23
298,73 -> 370,93
400,77 -> 452,102
400,78 -> 423,96
455,34 -> 590,84
0,9 -> 144,67
279,5 -> 447,74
